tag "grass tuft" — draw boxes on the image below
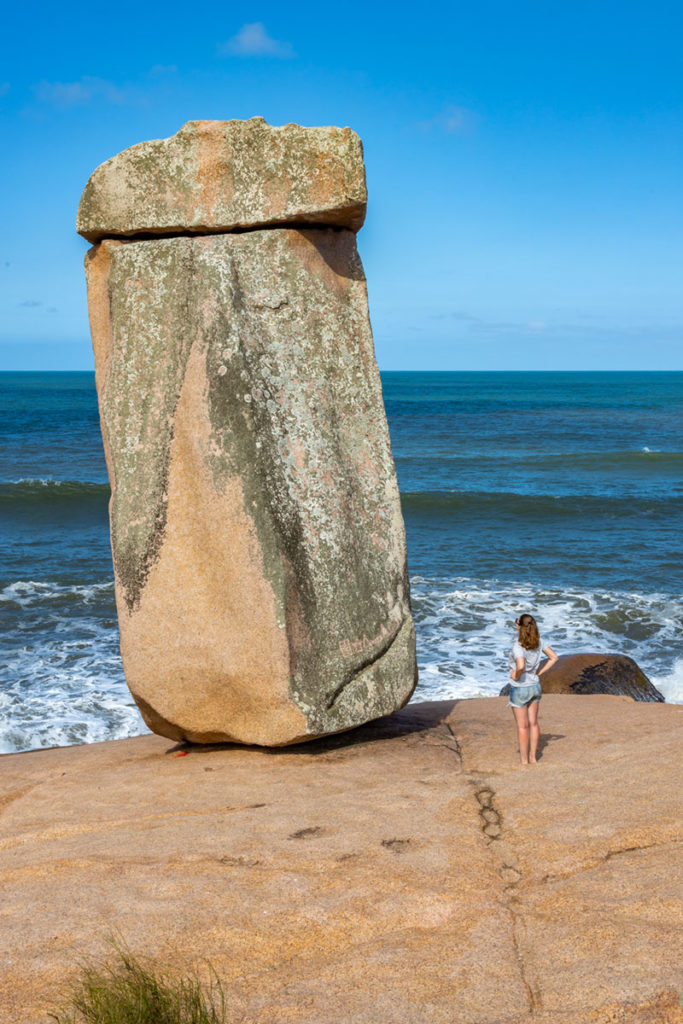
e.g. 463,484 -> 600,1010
49,942 -> 227,1024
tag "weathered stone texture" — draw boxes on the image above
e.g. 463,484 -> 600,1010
85,227 -> 415,746
541,652 -> 664,700
77,118 -> 367,242
2,698 -> 681,1024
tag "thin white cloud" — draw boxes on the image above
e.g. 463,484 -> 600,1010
219,23 -> 295,58
418,105 -> 478,135
33,75 -> 130,108
17,299 -> 57,312
430,310 -> 516,332
431,310 -> 683,341
442,107 -> 471,133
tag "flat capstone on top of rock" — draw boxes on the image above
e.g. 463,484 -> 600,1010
77,117 -> 367,242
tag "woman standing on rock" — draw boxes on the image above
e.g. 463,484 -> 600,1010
509,614 -> 558,765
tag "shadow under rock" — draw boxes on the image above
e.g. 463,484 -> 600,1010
165,699 -> 459,758
299,226 -> 366,283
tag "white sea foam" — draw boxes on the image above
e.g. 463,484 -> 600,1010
9,477 -> 63,485
2,574 -> 681,755
0,579 -> 114,606
410,576 -> 683,705
0,603 -> 149,754
651,659 -> 683,703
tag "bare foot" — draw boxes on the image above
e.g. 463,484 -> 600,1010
529,758 -> 538,764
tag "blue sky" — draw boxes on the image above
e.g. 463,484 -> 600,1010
1,1 -> 682,370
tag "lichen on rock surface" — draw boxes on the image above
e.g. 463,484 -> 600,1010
86,239 -> 197,611
77,118 -> 367,243
82,121 -> 416,746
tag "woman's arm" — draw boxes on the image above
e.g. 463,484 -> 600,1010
510,656 -> 526,682
537,645 -> 558,677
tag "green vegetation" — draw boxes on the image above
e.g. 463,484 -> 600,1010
49,944 -> 227,1024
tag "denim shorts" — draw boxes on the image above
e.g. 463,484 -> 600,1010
509,681 -> 542,708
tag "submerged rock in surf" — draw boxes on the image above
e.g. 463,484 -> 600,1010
79,119 -> 417,747
500,653 -> 664,702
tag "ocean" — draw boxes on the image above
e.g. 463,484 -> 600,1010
2,370 -> 682,753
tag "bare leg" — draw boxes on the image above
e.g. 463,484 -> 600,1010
528,700 -> 540,763
512,706 -> 530,764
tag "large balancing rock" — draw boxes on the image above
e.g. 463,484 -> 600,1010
84,226 -> 416,745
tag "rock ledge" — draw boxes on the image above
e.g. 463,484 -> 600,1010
1,695 -> 681,1024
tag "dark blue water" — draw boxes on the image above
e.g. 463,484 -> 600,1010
2,371 -> 682,751
388,371 -> 683,588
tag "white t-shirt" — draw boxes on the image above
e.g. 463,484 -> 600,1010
509,640 -> 545,685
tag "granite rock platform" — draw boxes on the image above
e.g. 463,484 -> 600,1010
1,695 -> 681,1023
